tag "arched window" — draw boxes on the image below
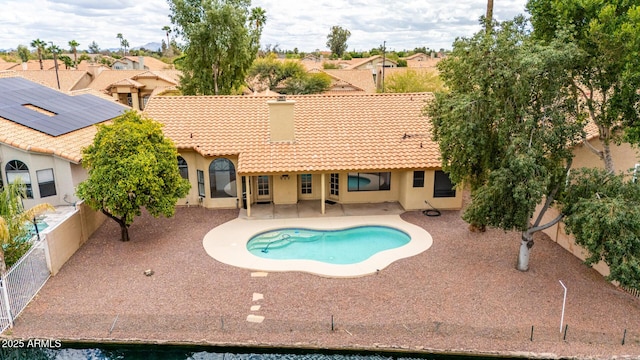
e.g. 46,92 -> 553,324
177,156 -> 189,180
5,160 -> 33,198
209,158 -> 236,198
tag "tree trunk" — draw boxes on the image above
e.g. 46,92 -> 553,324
0,248 -> 6,275
101,209 -> 131,242
518,232 -> 533,271
486,0 -> 494,31
602,141 -> 615,173
119,223 -> 130,242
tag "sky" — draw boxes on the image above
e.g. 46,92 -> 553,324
0,0 -> 528,53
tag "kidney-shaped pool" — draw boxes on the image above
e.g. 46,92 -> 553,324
203,215 -> 432,277
247,226 -> 410,264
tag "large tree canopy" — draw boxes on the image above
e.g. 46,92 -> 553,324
246,54 -> 331,94
560,168 -> 640,289
77,111 -> 190,242
426,17 -> 583,271
527,0 -> 640,172
168,0 -> 265,95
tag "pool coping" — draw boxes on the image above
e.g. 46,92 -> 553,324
202,214 -> 432,278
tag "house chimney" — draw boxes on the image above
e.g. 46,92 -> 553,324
138,56 -> 145,70
268,97 -> 295,142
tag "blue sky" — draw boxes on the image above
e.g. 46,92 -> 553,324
0,0 -> 528,52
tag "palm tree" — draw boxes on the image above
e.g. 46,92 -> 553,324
0,181 -> 53,274
116,33 -> 124,57
122,39 -> 130,57
30,38 -> 46,70
250,7 -> 267,30
162,26 -> 172,56
486,0 -> 494,33
68,40 -> 79,68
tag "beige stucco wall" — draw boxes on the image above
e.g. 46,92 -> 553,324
272,175 -> 298,204
532,202 -> 611,278
572,138 -> 637,173
177,152 -> 240,209
0,143 -> 79,207
268,100 -> 295,142
46,201 -> 106,275
399,169 -> 463,210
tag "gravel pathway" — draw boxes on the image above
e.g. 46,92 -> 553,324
6,205 -> 640,359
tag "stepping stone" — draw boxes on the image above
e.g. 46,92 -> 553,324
251,272 -> 268,277
250,305 -> 261,311
247,314 -> 265,323
252,293 -> 263,301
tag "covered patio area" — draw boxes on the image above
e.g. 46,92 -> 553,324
238,200 -> 406,219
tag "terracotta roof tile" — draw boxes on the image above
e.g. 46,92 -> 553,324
144,93 -> 440,173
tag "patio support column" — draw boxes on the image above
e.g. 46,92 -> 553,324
245,175 -> 251,217
321,173 -> 325,215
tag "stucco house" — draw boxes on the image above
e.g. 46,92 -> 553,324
143,93 -> 463,215
111,56 -> 174,71
0,75 -> 128,208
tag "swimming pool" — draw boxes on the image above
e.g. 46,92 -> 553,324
247,226 -> 410,264
203,215 -> 433,277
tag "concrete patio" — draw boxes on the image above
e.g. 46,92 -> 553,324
238,200 -> 406,219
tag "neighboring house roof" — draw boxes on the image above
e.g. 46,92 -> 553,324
0,76 -> 128,163
5,69 -> 91,92
115,56 -> 173,71
9,59 -> 58,71
403,53 -> 429,61
323,69 -> 376,93
0,62 -> 20,71
346,55 -> 398,70
144,93 -> 439,173
88,69 -> 180,92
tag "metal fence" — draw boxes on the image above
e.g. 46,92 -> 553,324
0,236 -> 50,333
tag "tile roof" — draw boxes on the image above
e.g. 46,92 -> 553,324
0,75 -> 127,162
88,69 -> 181,92
123,56 -> 174,70
144,93 -> 440,173
5,69 -> 90,91
323,69 -> 376,93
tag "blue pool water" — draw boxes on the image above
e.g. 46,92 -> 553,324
247,226 -> 410,264
348,175 -> 371,190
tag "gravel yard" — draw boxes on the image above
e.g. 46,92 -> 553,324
7,205 -> 640,359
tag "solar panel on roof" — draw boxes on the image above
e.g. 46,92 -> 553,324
0,77 -> 127,136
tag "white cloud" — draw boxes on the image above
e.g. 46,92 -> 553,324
0,0 -> 527,52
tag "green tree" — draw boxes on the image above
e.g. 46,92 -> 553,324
426,17 -> 583,271
168,0 -> 264,95
326,26 -> 351,58
59,55 -> 73,69
282,72 -> 331,95
68,40 -> 79,68
89,41 -> 100,54
383,69 -> 444,93
526,0 -> 640,288
246,54 -> 305,91
16,45 -> 30,62
30,38 -> 46,70
0,181 -> 53,274
559,168 -> 640,289
527,0 -> 640,172
76,111 -> 190,242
